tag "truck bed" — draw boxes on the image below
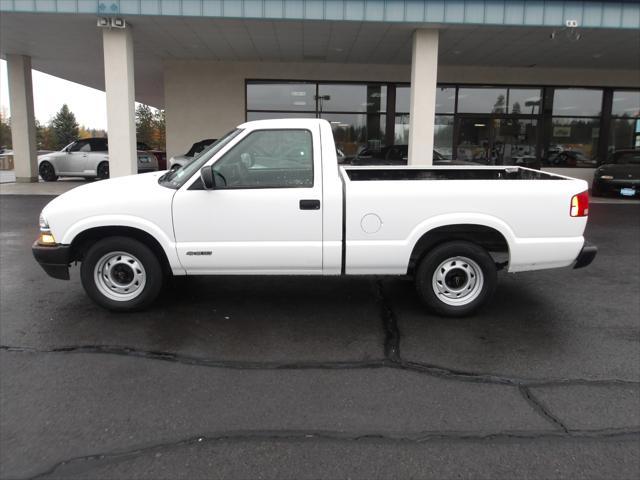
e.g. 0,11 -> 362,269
340,165 -> 587,275
343,166 -> 565,182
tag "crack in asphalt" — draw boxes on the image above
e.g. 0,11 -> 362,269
518,386 -> 570,433
1,344 -> 638,389
3,279 -> 638,479
0,345 -> 640,387
375,279 -> 401,362
24,428 -> 640,480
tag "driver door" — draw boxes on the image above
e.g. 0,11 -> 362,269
172,127 -> 323,274
59,139 -> 90,174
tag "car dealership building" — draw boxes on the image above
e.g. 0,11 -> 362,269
1,0 -> 639,182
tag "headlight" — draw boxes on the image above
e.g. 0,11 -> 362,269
39,213 -> 49,230
599,175 -> 614,180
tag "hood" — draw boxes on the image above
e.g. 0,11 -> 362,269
42,171 -> 173,225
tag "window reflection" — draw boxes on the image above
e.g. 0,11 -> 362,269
246,111 -> 316,121
318,84 -> 386,113
612,91 -> 640,117
247,83 -> 316,111
544,118 -> 599,167
321,113 -> 386,158
552,89 -> 603,117
457,88 -> 508,114
396,86 -> 455,114
509,89 -> 542,115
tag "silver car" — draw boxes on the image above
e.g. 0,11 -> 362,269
37,138 -> 159,181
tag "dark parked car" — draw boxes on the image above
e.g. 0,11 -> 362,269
592,149 -> 640,198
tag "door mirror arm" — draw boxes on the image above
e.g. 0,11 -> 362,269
200,166 -> 215,190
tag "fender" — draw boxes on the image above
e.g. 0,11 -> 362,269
406,212 -> 516,252
60,214 -> 185,274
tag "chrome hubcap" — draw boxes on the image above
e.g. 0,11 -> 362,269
432,256 -> 484,306
94,251 -> 146,301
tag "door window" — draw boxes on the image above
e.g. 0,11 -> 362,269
69,140 -> 90,152
212,130 -> 313,189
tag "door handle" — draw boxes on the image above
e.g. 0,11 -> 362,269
299,199 -> 321,210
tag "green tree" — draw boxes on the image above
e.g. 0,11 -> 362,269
136,104 -> 155,147
36,121 -> 57,151
0,111 -> 11,149
50,104 -> 79,149
152,109 -> 166,150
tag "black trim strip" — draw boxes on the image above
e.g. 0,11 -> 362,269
339,169 -> 347,275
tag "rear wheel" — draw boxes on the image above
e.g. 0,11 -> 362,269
415,241 -> 497,317
97,161 -> 110,180
39,162 -> 58,182
80,236 -> 163,311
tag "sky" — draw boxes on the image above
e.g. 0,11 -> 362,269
1,59 -> 109,130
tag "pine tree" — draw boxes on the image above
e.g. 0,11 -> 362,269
152,109 -> 166,150
136,104 -> 155,147
51,104 -> 79,149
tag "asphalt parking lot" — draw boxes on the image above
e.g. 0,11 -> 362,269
1,194 -> 639,479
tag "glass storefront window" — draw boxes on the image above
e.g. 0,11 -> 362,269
612,91 -> 640,117
457,88 -> 508,114
247,83 -> 316,112
246,111 -> 316,121
394,115 -> 454,159
434,116 -> 454,159
394,114 -> 410,144
552,89 -> 603,117
609,118 -> 638,152
320,113 -> 386,157
545,118 -> 600,167
318,84 -> 386,113
509,89 -> 542,115
395,86 -> 455,114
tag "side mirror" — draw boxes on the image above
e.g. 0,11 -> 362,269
200,166 -> 215,190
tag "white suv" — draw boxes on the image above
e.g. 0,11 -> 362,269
38,138 -> 158,181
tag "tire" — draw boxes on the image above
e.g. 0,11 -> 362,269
415,241 -> 497,317
80,236 -> 164,311
97,161 -> 110,180
39,162 -> 58,182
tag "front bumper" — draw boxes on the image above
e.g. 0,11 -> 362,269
574,241 -> 598,269
32,242 -> 71,280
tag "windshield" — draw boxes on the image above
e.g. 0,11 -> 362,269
158,129 -> 242,189
612,152 -> 640,165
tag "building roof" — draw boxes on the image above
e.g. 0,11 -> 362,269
1,1 -> 639,29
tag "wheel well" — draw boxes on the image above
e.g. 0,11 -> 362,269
408,224 -> 509,275
69,226 -> 172,276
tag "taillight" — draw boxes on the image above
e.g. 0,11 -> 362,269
570,190 -> 589,217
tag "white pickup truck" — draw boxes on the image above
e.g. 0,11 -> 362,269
33,119 -> 597,316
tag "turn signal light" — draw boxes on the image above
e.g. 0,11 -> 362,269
38,232 -> 56,245
570,191 -> 589,217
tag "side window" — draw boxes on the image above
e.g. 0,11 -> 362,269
90,139 -> 108,152
70,140 -> 90,152
212,130 -> 313,189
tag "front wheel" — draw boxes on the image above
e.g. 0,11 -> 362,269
39,162 -> 58,182
80,236 -> 164,311
415,241 -> 497,317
